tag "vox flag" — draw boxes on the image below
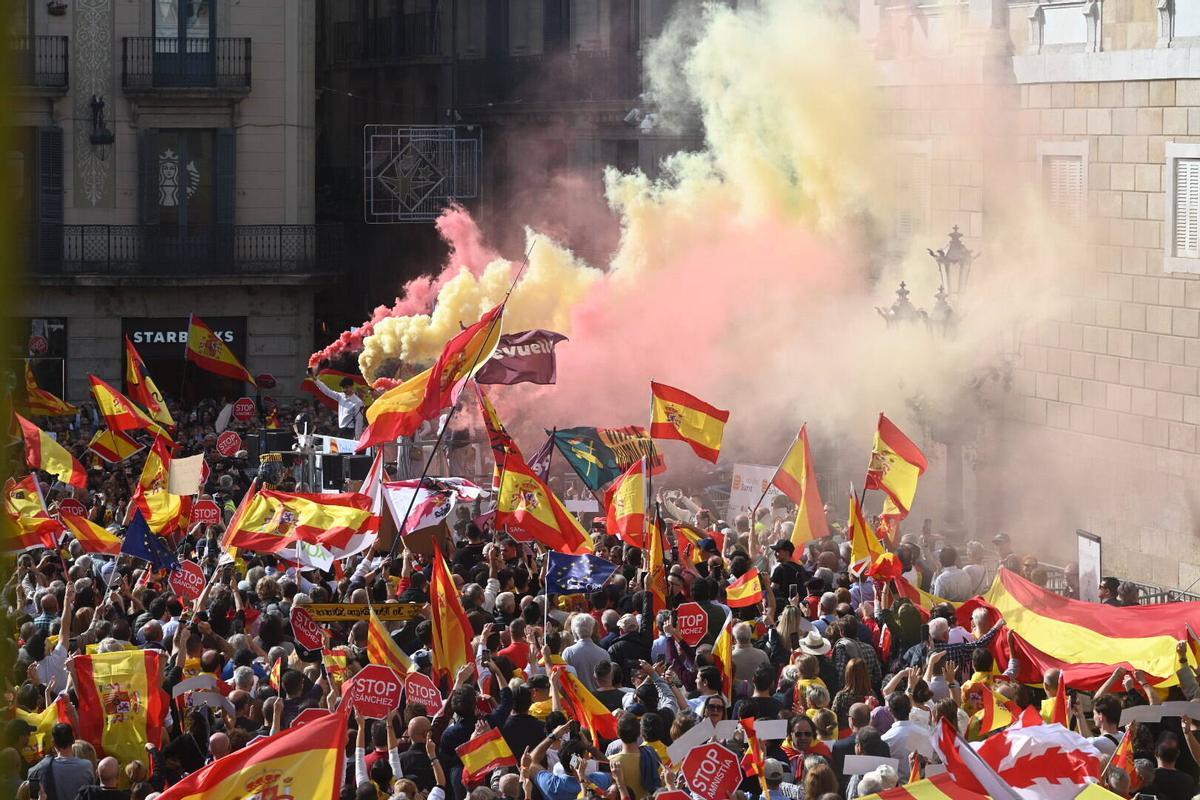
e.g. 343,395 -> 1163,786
650,381 -> 729,463
186,315 -> 256,385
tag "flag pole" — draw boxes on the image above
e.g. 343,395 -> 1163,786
178,313 -> 193,409
749,426 -> 802,555
387,239 -> 538,558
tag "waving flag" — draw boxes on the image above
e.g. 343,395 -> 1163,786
457,727 -> 518,785
865,413 -> 927,517
89,375 -> 162,434
474,382 -> 523,490
650,381 -> 729,463
61,512 -> 122,555
155,703 -> 349,800
848,487 -> 886,575
381,480 -> 463,535
359,303 -> 504,449
2,475 -> 62,553
712,612 -> 735,700
974,683 -> 1018,735
646,509 -> 668,620
552,665 -> 620,746
367,605 -> 413,674
430,539 -> 473,684
772,424 -> 829,547
546,552 -> 618,595
857,773 -> 992,800
603,458 -> 646,548
87,429 -> 144,463
72,650 -> 169,768
726,568 -> 765,608
124,336 -> 175,427
302,368 -> 374,411
495,452 -> 592,554
1106,722 -> 1139,792
131,436 -> 188,534
185,315 -> 256,385
223,490 -> 376,553
474,328 -> 567,386
121,510 -> 178,570
552,426 -> 655,491
15,696 -> 71,763
16,413 -> 87,489
22,362 -> 77,417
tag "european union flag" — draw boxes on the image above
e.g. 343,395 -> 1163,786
547,552 -> 618,596
121,509 -> 179,570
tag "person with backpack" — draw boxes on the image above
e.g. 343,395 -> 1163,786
608,712 -> 661,800
27,724 -> 94,800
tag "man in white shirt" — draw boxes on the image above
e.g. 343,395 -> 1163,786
931,545 -> 973,602
880,692 -> 930,776
309,370 -> 365,439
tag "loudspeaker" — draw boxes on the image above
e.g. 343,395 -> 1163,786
319,454 -> 345,490
346,454 -> 373,481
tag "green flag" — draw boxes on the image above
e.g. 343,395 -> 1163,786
552,426 -> 653,491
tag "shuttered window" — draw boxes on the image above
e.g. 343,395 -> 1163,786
1043,154 -> 1084,220
894,152 -> 929,240
1174,158 -> 1200,259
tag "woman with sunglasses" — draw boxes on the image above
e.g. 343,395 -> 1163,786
702,695 -> 728,722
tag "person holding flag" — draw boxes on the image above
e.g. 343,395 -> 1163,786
306,367 -> 367,440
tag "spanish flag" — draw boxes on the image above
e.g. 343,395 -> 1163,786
646,507 -> 668,621
495,452 -> 592,555
61,512 -> 122,555
674,521 -> 706,566
15,697 -> 71,764
1107,721 -> 1140,792
16,413 -> 87,489
726,568 -> 765,608
22,362 -> 77,417
367,605 -> 413,674
89,375 -> 162,434
430,539 -> 474,685
322,646 -> 350,692
712,612 -> 735,700
771,425 -> 829,547
302,368 -> 374,411
87,428 -> 144,463
740,717 -> 770,798
457,727 -> 517,786
857,773 -> 992,800
474,382 -> 524,490
553,665 -> 620,746
124,336 -> 175,428
268,658 -> 283,693
865,413 -> 927,518
974,683 -> 1018,735
649,381 -> 729,463
2,475 -> 62,553
185,315 -> 256,385
72,650 -> 169,768
131,436 -> 188,535
893,575 -> 961,621
155,702 -> 349,800
222,489 -> 376,553
359,303 -> 504,450
848,487 -> 886,575
603,458 -> 646,549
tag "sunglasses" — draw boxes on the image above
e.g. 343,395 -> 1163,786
793,731 -> 813,738
707,705 -> 726,713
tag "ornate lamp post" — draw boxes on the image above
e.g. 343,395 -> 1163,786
927,224 -> 976,300
875,281 -> 927,327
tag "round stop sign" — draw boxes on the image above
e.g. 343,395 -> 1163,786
291,707 -> 330,728
58,498 -> 87,518
347,664 -> 403,719
233,397 -> 257,422
169,560 -> 207,603
404,671 -> 443,716
683,742 -> 742,800
190,499 -> 221,526
216,431 -> 242,458
676,601 -> 709,648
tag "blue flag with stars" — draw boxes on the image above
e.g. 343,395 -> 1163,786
547,552 -> 617,595
121,509 -> 178,570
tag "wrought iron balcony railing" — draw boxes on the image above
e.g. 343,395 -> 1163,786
122,37 -> 251,91
11,35 -> 68,90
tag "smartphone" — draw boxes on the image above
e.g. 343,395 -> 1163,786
789,584 -> 800,599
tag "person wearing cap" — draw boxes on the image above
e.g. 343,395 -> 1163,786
760,757 -> 789,800
769,540 -> 807,606
992,532 -> 1012,561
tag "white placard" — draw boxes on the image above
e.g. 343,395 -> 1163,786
1076,530 -> 1102,603
728,464 -> 783,517
712,720 -> 740,741
754,719 -> 788,741
667,718 -> 716,765
1120,700 -> 1200,726
171,674 -> 218,697
168,454 -> 207,496
843,755 -> 900,776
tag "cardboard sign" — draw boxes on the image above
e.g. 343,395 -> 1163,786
216,431 -> 242,458
168,560 -> 206,602
290,605 -> 325,652
190,499 -> 221,526
171,674 -> 218,698
843,755 -> 900,776
233,397 -> 257,422
1120,700 -> 1200,726
292,707 -> 331,728
58,498 -> 87,517
346,664 -> 403,719
403,671 -> 444,716
667,718 -> 715,765
676,602 -> 709,648
187,691 -> 236,716
683,742 -> 741,800
303,603 -> 423,622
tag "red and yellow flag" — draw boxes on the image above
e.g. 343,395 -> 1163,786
61,512 -> 122,555
646,508 -> 668,621
302,368 -> 374,411
457,727 -> 517,786
22,363 -> 77,417
848,488 -> 886,575
185,315 -> 256,385
323,646 -> 350,692
132,436 -> 188,534
2,475 -> 62,553
740,717 -> 770,797
1186,622 -> 1200,666
553,665 -> 620,745
726,568 -> 765,608
603,458 -> 646,549
268,658 -> 283,693
155,703 -> 349,800
649,381 -> 729,463
772,424 -> 829,547
857,773 -> 992,800
865,413 -> 927,518
1107,721 -> 1139,792
367,605 -> 413,674
495,452 -> 592,555
430,539 -> 473,685
15,697 -> 71,764
223,490 -> 376,553
72,650 -> 168,767
124,336 -> 175,428
89,375 -> 162,434
16,413 -> 87,489
674,521 -> 706,566
712,612 -> 734,700
359,304 -> 504,449
86,428 -> 144,463
474,382 -> 524,490
974,683 -> 1018,735
1048,672 -> 1069,726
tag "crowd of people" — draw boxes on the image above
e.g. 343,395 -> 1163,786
4,393 -> 1200,800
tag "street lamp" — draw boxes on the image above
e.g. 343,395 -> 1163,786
875,281 -> 927,327
927,224 -> 977,299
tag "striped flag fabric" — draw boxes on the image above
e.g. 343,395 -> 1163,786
185,315 -> 256,385
552,665 -> 619,746
23,362 -> 77,417
725,568 -> 765,608
456,727 -> 517,786
857,773 -> 993,800
865,413 -> 927,518
771,424 -> 829,546
649,381 -> 729,463
89,375 -> 163,435
16,413 -> 87,489
87,428 -> 145,463
430,539 -> 473,685
60,512 -> 122,555
73,650 -> 169,768
712,612 -> 735,700
974,683 -> 1018,735
367,605 -> 413,674
603,458 -> 646,548
124,336 -> 175,428
2,475 -> 62,553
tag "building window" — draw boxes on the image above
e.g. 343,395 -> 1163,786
509,0 -> 543,55
893,141 -> 931,242
1037,140 -> 1088,221
1166,142 -> 1200,273
456,0 -> 485,57
570,0 -> 610,51
156,129 -> 214,231
1029,1 -> 1100,53
1160,0 -> 1200,46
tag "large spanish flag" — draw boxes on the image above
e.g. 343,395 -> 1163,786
649,381 -> 729,463
984,567 -> 1200,690
772,424 -> 830,547
552,665 -> 620,746
61,512 -> 122,555
87,428 -> 144,463
23,363 -> 77,417
495,452 -> 592,555
865,413 -> 927,517
89,375 -> 161,434
156,703 -> 349,800
223,489 -> 376,553
358,303 -> 504,450
16,413 -> 87,489
858,773 -> 992,800
2,475 -> 62,553
367,605 -> 413,674
457,727 -> 517,786
430,539 -> 474,685
726,568 -> 765,608
603,458 -> 646,549
124,336 -> 175,428
185,315 -> 256,385
72,650 -> 168,767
